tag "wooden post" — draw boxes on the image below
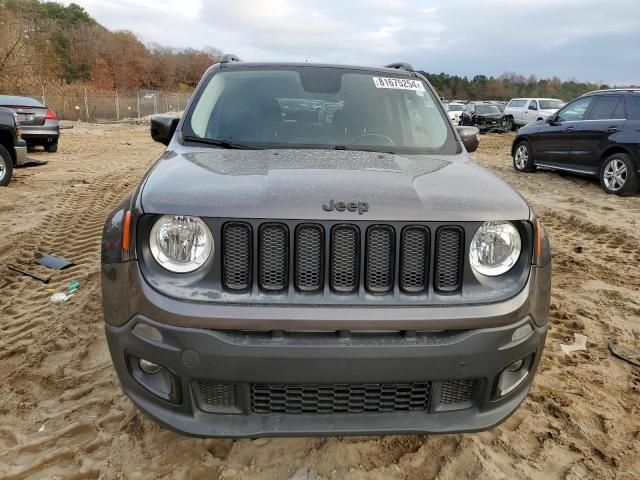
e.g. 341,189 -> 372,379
84,87 -> 89,121
137,91 -> 141,119
115,90 -> 120,120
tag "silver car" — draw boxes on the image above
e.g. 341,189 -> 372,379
0,95 -> 60,152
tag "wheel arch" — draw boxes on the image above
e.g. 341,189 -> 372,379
599,146 -> 637,170
511,136 -> 532,157
0,130 -> 16,165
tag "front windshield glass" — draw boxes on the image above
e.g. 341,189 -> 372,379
476,105 -> 500,115
538,99 -> 565,110
185,67 -> 457,154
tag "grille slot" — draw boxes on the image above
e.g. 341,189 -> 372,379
295,224 -> 324,292
366,226 -> 395,293
251,382 -> 431,414
222,222 -> 252,290
330,225 -> 360,293
259,223 -> 289,291
400,226 -> 429,293
440,379 -> 475,405
434,227 -> 464,292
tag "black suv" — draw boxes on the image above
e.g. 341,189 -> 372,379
102,57 -> 551,437
512,89 -> 640,195
0,107 -> 28,186
460,102 -> 507,133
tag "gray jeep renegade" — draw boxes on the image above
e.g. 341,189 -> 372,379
101,57 -> 551,437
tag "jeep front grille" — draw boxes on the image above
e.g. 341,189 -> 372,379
220,221 -> 465,296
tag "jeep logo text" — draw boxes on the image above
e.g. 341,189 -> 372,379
322,200 -> 369,214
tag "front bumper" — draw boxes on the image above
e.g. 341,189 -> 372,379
476,123 -> 507,133
106,315 -> 547,437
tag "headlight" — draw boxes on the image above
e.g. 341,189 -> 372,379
469,221 -> 521,276
149,215 -> 213,273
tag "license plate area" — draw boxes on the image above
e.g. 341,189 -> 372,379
17,113 -> 35,123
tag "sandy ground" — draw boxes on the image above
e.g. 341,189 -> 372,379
0,124 -> 638,480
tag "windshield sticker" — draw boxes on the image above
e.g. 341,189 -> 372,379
373,77 -> 425,91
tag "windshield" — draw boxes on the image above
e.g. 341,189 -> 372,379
185,67 -> 457,154
538,99 -> 565,110
447,104 -> 464,111
476,105 -> 500,115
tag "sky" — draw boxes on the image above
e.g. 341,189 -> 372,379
61,0 -> 640,85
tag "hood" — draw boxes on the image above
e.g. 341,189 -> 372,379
140,148 -> 530,222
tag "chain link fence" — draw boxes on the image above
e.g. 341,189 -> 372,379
21,89 -> 191,123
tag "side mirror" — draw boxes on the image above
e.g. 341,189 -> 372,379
456,126 -> 480,153
151,115 -> 180,146
546,116 -> 557,125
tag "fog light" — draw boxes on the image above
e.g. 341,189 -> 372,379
512,323 -> 533,342
494,356 -> 531,399
505,358 -> 524,371
139,358 -> 162,374
133,323 -> 163,343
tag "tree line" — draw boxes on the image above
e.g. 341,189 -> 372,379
0,0 -> 221,94
418,72 -> 618,102
1,0 -> 634,100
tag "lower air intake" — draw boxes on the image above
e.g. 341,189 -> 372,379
251,382 -> 431,414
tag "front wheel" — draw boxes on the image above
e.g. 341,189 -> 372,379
600,153 -> 639,196
0,144 -> 14,187
513,141 -> 536,172
504,117 -> 515,131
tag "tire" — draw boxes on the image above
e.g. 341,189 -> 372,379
0,144 -> 14,187
505,117 -> 515,131
45,141 -> 58,153
600,153 -> 639,196
513,141 -> 536,172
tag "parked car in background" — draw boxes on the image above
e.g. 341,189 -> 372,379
460,102 -> 507,132
0,95 -> 60,152
504,98 -> 565,131
444,102 -> 465,125
512,89 -> 640,195
0,107 -> 28,186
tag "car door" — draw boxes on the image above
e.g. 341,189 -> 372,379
533,96 -> 595,166
523,100 -> 539,125
570,95 -> 626,173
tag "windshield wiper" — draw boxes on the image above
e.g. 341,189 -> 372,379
182,136 -> 259,150
334,145 -> 396,154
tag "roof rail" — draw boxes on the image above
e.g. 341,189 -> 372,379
583,88 -> 640,95
221,54 -> 242,64
384,62 -> 414,71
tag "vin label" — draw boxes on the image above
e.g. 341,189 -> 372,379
372,77 -> 425,91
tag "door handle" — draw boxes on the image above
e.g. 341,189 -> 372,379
605,127 -> 619,133
564,126 -> 575,131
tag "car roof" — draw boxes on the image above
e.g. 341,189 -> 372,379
509,98 -> 562,101
218,61 -> 416,77
0,95 -> 44,107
